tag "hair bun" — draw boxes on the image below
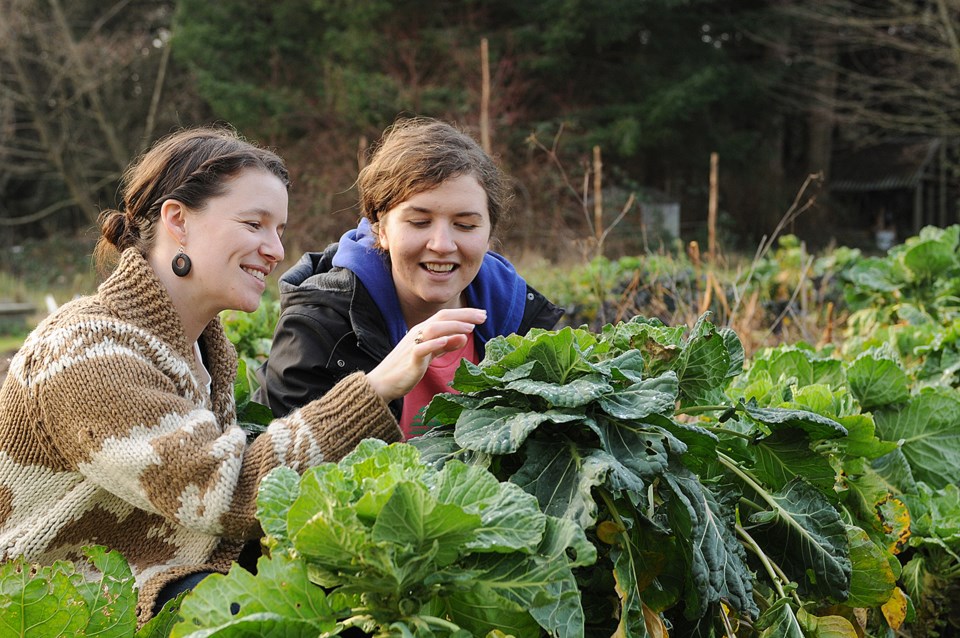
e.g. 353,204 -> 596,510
97,208 -> 135,250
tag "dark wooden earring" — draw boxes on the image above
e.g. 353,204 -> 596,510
172,248 -> 192,277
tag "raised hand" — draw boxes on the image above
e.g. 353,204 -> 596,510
365,307 -> 487,402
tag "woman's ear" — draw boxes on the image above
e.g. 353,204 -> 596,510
373,219 -> 389,251
159,200 -> 188,246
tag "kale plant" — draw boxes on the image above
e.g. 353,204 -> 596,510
170,440 -> 595,638
413,314 -> 905,636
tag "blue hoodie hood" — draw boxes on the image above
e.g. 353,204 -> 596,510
331,218 -> 528,351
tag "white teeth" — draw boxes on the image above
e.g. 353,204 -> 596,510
425,263 -> 455,273
242,267 -> 265,281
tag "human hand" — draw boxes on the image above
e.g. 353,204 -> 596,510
365,307 -> 487,402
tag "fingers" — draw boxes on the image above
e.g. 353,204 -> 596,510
366,308 -> 486,404
413,333 -> 468,357
409,308 -> 486,347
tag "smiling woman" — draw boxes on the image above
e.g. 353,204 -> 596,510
255,117 -> 564,438
0,126 -> 405,628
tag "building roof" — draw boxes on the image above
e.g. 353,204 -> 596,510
829,138 -> 942,192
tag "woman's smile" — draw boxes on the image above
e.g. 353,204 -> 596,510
378,174 -> 491,327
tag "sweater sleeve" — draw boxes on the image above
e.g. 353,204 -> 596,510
36,329 -> 399,541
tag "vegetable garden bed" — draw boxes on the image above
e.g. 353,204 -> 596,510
3,225 -> 960,637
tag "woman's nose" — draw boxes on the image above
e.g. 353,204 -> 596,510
262,231 -> 285,263
427,225 -> 456,252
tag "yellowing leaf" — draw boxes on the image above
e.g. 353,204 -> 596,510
881,586 -> 909,630
643,601 -> 669,638
597,519 -> 624,545
797,607 -> 859,637
876,496 -> 911,554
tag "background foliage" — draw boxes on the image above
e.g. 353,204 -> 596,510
4,0 -> 958,262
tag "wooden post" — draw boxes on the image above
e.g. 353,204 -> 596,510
480,38 -> 491,154
357,135 -> 368,173
708,152 -> 719,262
940,140 -> 947,227
593,145 -> 603,244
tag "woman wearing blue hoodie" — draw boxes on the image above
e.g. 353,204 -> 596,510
255,118 -> 563,438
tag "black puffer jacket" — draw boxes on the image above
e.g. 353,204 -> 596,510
255,243 -> 564,418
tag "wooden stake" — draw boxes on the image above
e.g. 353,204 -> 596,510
358,135 -> 368,172
480,38 -> 491,154
708,152 -> 719,262
593,145 -> 603,244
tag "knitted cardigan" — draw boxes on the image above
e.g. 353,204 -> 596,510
0,248 -> 400,625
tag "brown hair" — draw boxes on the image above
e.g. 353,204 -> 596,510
94,126 -> 289,270
357,118 -> 507,233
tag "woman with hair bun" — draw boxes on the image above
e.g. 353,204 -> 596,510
256,117 -> 563,438
0,126 -> 431,625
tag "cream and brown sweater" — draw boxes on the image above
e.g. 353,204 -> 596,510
0,248 -> 400,624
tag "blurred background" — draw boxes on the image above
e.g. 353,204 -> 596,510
1,0 -> 959,349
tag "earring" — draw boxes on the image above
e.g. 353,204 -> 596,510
171,247 -> 192,277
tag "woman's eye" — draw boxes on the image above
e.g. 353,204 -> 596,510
456,223 -> 478,231
409,220 -> 430,227
245,221 -> 261,230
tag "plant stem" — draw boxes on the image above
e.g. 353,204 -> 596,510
736,523 -> 801,607
699,425 -> 754,441
676,404 -> 731,416
717,453 -> 780,512
420,615 -> 466,632
599,487 -> 629,531
738,495 -> 765,513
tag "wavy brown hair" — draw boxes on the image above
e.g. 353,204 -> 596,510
94,126 -> 289,271
357,118 -> 507,235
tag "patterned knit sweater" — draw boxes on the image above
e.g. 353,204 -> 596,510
0,248 -> 400,624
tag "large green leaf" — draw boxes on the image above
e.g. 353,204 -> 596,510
675,320 -> 731,404
170,552 -> 335,638
595,418 -> 682,481
902,237 -> 958,280
372,482 -> 482,567
751,429 -> 837,494
77,546 -> 138,638
514,327 -> 593,384
596,372 -> 679,420
746,478 -> 851,600
591,348 -> 646,383
873,387 -> 960,487
506,375 -> 612,407
288,466 -> 366,567
430,459 -> 500,510
509,439 -> 611,528
0,558 -> 89,637
537,516 -> 597,568
256,466 -> 300,550
742,402 -> 847,440
440,588 -> 541,638
844,258 -> 903,293
721,328 -> 745,380
845,526 -> 897,607
467,481 -> 547,553
661,467 -> 757,620
847,352 -> 910,410
901,556 -> 925,603
454,406 -> 582,454
460,552 -> 584,637
756,599 -> 804,638
753,347 -> 845,389
838,414 -> 899,460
